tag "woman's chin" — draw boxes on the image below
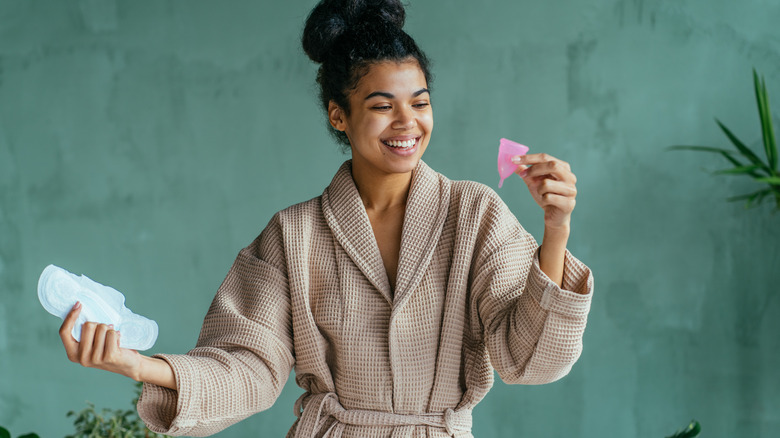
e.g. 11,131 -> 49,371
352,144 -> 426,176
384,152 -> 424,175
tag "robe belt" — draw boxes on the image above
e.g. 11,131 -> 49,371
293,392 -> 472,437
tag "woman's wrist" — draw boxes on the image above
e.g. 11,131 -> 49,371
539,224 -> 570,287
542,223 -> 570,247
134,355 -> 178,390
129,354 -> 149,382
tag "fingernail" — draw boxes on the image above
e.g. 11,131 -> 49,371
108,324 -> 115,329
511,155 -> 524,164
73,301 -> 81,309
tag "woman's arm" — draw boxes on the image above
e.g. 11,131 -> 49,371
59,302 -> 177,390
539,225 -> 570,287
470,220 -> 593,386
512,153 -> 582,292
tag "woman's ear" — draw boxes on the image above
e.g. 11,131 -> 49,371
328,101 -> 347,132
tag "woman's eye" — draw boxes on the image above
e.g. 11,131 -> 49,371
413,102 -> 430,109
373,105 -> 391,111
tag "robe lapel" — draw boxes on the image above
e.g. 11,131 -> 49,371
322,161 -> 393,305
391,160 -> 451,313
320,160 -> 451,311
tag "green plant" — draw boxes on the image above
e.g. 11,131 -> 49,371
66,382 -> 169,438
0,426 -> 39,438
0,383 -> 166,438
669,69 -> 780,209
666,419 -> 702,438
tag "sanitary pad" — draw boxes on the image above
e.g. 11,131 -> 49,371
37,264 -> 158,351
497,138 -> 530,188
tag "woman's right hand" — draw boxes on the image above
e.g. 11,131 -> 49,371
59,301 -> 144,381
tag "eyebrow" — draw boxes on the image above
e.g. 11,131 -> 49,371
364,88 -> 430,100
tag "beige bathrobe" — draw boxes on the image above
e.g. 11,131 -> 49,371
137,160 -> 594,437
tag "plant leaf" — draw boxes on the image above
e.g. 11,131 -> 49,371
756,189 -> 773,206
18,434 -> 41,438
727,188 -> 772,208
715,119 -> 771,173
0,426 -> 10,438
667,145 -> 739,155
727,188 -> 771,201
714,165 -> 762,175
665,420 -> 701,438
686,420 -> 702,436
755,176 -> 780,184
667,145 -> 746,168
754,69 -> 778,171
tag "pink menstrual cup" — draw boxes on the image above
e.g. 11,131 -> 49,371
497,138 -> 530,188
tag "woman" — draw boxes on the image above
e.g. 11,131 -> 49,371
59,0 -> 593,436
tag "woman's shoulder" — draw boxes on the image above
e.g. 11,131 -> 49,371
425,162 -> 502,203
446,176 -> 509,216
246,196 -> 324,257
276,195 -> 323,220
259,196 -> 326,238
450,178 -> 500,199
437,174 -> 526,259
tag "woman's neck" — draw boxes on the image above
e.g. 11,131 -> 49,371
351,162 -> 413,212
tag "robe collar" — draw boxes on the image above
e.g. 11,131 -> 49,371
321,160 -> 451,309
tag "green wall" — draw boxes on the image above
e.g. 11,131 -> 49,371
2,0 -> 779,436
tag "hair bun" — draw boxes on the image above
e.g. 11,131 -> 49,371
302,0 -> 406,64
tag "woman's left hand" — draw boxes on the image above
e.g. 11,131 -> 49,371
512,153 -> 577,229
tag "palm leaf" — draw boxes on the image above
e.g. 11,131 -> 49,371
669,70 -> 780,210
666,420 -> 701,438
754,69 -> 778,171
728,188 -> 773,207
755,176 -> 780,184
668,145 -> 745,168
714,164 -> 762,175
715,119 -> 771,174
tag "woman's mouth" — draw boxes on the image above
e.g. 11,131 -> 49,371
382,137 -> 420,155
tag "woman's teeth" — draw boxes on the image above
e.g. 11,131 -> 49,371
384,139 -> 417,149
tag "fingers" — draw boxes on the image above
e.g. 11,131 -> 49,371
511,152 -> 579,227
78,321 -> 96,365
534,178 -> 577,199
91,323 -> 110,364
59,302 -> 81,361
73,320 -> 118,367
531,179 -> 577,210
58,308 -> 134,377
105,328 -> 121,360
514,154 -> 575,183
512,152 -> 566,166
538,191 -> 577,212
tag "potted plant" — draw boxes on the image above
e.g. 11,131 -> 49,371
1,382 -> 168,438
669,69 -> 780,209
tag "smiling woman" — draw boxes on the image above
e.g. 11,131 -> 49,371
329,59 -> 434,290
331,61 -> 433,177
57,0 -> 594,437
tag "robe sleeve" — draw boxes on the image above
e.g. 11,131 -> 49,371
470,198 -> 593,385
137,214 -> 295,436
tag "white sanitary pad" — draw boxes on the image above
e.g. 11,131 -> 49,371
38,264 -> 158,351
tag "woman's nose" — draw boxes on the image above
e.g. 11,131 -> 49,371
392,107 -> 416,130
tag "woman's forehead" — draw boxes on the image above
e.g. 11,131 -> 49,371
354,60 -> 428,97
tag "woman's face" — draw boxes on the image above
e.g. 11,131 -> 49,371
329,59 -> 433,177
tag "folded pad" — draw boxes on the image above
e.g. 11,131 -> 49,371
38,264 -> 158,351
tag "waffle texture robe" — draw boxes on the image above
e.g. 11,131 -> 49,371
137,160 -> 594,437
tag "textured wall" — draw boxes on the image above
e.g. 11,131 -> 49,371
1,0 -> 779,437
